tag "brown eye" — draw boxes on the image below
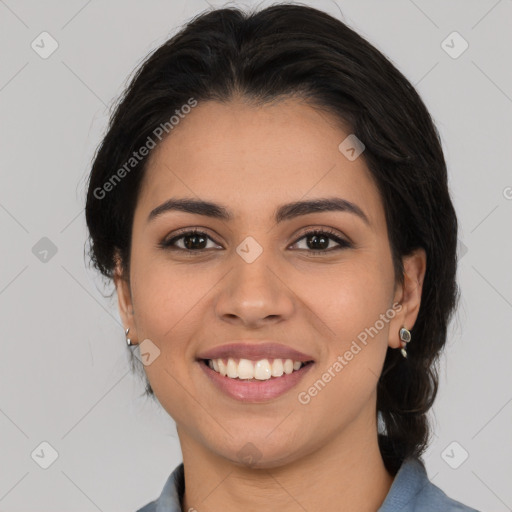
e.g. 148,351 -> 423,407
160,229 -> 222,253
291,229 -> 352,254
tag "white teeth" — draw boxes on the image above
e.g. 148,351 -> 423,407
226,358 -> 238,378
254,359 -> 272,380
238,359 -> 255,379
218,359 -> 227,376
207,357 -> 307,380
271,358 -> 284,377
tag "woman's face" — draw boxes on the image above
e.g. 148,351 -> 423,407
116,97 -> 425,468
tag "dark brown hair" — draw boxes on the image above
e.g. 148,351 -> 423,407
85,3 -> 459,475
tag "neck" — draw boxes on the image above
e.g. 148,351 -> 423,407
177,408 -> 395,512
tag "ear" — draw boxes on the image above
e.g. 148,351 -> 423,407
388,247 -> 427,349
114,252 -> 137,344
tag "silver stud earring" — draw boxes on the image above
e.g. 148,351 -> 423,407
125,327 -> 133,346
399,327 -> 411,358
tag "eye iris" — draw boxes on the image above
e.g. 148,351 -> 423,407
307,233 -> 329,250
184,233 -> 207,250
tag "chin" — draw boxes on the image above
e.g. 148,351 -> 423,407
218,438 -> 306,471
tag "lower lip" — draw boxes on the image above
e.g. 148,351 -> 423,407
198,360 -> 315,403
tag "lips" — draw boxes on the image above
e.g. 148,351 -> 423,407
198,355 -> 315,402
196,341 -> 315,363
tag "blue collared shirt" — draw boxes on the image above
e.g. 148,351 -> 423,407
136,456 -> 480,511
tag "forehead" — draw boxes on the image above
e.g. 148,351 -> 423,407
136,98 -> 384,230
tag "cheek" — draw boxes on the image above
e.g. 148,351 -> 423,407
130,250 -> 204,338
296,262 -> 392,426
301,257 -> 393,406
129,253 -> 204,421
300,255 -> 393,343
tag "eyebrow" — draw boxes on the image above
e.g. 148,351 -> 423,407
147,197 -> 370,226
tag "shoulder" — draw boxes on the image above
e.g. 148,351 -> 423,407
414,476 -> 480,511
379,457 -> 480,512
134,462 -> 184,512
135,500 -> 157,512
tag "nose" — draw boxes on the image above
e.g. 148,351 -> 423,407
214,251 -> 295,329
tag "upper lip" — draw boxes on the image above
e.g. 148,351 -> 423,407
197,342 -> 315,362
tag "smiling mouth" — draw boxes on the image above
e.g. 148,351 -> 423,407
199,357 -> 314,380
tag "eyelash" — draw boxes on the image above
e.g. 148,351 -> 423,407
159,227 -> 352,256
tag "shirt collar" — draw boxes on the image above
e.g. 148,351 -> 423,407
155,462 -> 184,512
377,456 -> 431,511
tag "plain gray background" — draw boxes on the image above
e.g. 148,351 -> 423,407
1,0 -> 511,510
